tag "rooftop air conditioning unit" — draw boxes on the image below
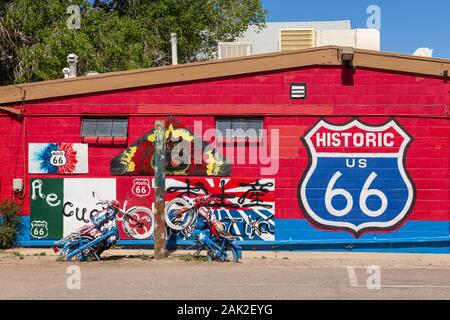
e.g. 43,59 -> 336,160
413,48 -> 433,57
316,29 -> 380,51
279,28 -> 315,52
218,42 -> 252,59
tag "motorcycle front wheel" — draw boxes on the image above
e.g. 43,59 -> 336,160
123,206 -> 154,240
208,241 -> 239,263
65,236 -> 98,262
164,198 -> 195,231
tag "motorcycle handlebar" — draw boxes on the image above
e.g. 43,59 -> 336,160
205,196 -> 234,206
220,198 -> 235,206
120,209 -> 144,225
96,200 -> 110,206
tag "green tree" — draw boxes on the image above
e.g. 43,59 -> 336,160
0,0 -> 266,85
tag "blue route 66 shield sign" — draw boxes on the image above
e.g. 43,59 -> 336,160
298,118 -> 415,237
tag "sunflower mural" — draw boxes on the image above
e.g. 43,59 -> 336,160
28,143 -> 88,174
110,122 -> 231,176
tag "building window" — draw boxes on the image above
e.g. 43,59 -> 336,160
81,118 -> 128,137
216,118 -> 264,141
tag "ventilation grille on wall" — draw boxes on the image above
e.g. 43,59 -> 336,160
290,83 -> 307,99
218,42 -> 252,59
279,29 -> 316,52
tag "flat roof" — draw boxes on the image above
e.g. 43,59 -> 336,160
0,46 -> 449,105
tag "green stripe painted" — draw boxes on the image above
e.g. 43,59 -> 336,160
30,178 -> 64,240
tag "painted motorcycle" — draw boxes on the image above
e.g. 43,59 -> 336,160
53,192 -> 154,261
165,194 -> 242,263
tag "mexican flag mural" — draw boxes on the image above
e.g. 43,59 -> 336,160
30,178 -> 116,240
29,177 -> 153,240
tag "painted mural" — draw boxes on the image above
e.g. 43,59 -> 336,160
110,121 -> 231,176
28,177 -> 273,242
29,143 -> 88,174
30,178 -> 116,239
29,177 -> 155,240
165,178 -> 275,241
116,177 -> 153,240
298,118 -> 416,237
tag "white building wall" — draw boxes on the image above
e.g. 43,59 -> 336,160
232,21 -> 380,57
238,21 -> 351,55
316,29 -> 380,51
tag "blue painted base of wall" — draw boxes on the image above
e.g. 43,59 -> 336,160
14,217 -> 450,254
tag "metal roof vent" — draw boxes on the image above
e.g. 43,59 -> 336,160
218,42 -> 252,59
67,53 -> 78,78
279,29 -> 315,52
171,33 -> 178,65
62,68 -> 71,79
84,71 -> 100,77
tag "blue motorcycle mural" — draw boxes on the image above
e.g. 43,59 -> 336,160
165,195 -> 242,262
53,192 -> 154,261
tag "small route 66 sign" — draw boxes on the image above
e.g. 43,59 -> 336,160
50,151 -> 67,167
30,220 -> 49,239
132,179 -> 151,197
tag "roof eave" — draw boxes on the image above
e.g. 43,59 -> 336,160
0,46 -> 449,105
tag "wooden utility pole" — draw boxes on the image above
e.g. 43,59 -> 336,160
154,120 -> 167,259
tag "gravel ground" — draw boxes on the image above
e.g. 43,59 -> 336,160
1,248 -> 449,300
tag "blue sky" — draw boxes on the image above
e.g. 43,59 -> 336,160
261,0 -> 450,58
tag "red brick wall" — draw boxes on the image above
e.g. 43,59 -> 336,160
1,66 -> 448,225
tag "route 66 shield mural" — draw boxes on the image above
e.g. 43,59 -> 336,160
298,118 -> 415,237
29,143 -> 88,174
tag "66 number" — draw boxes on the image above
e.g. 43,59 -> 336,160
325,171 -> 388,217
32,228 -> 46,237
134,186 -> 147,194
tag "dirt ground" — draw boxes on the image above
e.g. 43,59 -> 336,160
1,248 -> 450,300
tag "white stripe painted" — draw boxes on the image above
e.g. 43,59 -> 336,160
253,209 -> 275,227
315,152 -> 401,158
245,283 -> 450,289
356,285 -> 450,289
267,265 -> 450,270
223,209 -> 243,241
